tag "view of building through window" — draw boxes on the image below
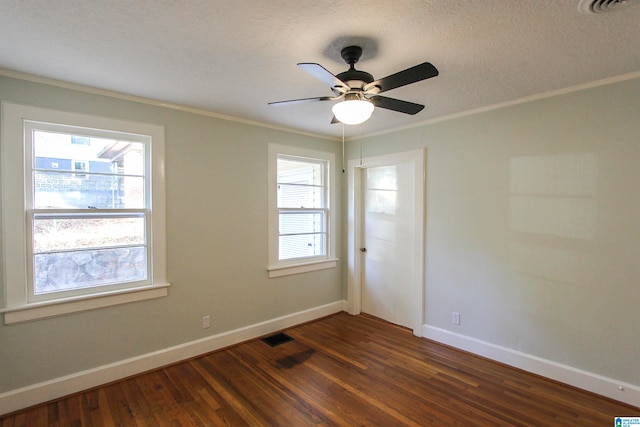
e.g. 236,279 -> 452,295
30,129 -> 148,295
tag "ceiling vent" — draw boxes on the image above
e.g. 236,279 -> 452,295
578,0 -> 639,14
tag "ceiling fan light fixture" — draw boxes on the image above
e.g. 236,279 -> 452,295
332,98 -> 374,125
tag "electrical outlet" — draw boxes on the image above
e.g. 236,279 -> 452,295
452,312 -> 460,325
202,315 -> 210,329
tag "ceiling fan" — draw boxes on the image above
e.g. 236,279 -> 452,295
268,45 -> 439,125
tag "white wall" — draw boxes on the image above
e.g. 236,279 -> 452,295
0,75 -> 343,398
347,77 -> 640,398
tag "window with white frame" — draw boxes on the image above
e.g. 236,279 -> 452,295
1,103 -> 168,324
28,123 -> 148,299
267,143 -> 337,278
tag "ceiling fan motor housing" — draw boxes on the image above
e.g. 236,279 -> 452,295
337,46 -> 375,91
336,69 -> 374,87
340,46 -> 363,66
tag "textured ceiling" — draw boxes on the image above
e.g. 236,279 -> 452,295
1,0 -> 639,138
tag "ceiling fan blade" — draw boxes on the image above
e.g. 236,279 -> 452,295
369,96 -> 425,115
268,96 -> 334,107
297,63 -> 349,94
364,62 -> 438,94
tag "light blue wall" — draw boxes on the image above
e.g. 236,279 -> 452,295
0,75 -> 343,393
346,77 -> 640,386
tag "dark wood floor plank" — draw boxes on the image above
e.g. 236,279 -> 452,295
1,312 -> 638,426
301,340 -> 454,424
228,346 -> 333,425
100,382 -> 138,426
191,355 -> 272,426
228,339 -> 404,426
221,342 -> 350,426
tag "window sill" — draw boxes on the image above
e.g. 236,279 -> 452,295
1,284 -> 170,325
267,258 -> 338,278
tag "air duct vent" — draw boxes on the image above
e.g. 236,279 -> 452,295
578,0 -> 639,14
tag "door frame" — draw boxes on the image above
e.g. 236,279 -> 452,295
347,149 -> 426,336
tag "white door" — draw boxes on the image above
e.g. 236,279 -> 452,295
361,161 -> 417,329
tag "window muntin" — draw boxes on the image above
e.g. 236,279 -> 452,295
25,123 -> 151,301
276,156 -> 328,261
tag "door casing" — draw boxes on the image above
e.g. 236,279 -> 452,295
347,149 -> 426,336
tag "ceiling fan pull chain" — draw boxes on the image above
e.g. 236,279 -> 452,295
360,123 -> 363,166
342,123 -> 346,174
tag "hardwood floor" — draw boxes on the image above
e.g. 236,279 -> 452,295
1,312 -> 637,426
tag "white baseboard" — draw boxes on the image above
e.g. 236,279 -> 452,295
0,300 -> 348,416
422,324 -> 640,408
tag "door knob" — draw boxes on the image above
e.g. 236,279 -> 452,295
360,247 -> 367,252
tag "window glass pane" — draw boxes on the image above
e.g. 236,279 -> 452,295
33,215 -> 145,253
34,172 -> 144,209
33,130 -> 146,210
279,211 -> 325,234
277,158 -> 325,209
33,131 -> 144,175
34,247 -> 147,294
277,158 -> 323,185
279,211 -> 326,260
277,183 -> 324,208
279,234 -> 325,260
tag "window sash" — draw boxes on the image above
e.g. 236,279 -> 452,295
27,210 -> 152,303
278,208 -> 327,261
276,156 -> 329,262
24,120 -> 153,302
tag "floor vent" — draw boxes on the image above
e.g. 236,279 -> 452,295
262,332 -> 294,347
578,0 -> 639,14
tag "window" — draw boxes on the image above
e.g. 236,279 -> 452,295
278,157 -> 327,259
1,103 -> 168,324
268,143 -> 337,278
28,124 -> 148,299
72,159 -> 88,177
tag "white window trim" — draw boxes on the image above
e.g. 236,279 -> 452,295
0,102 -> 169,324
267,143 -> 337,278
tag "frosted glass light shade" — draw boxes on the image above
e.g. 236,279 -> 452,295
332,100 -> 374,125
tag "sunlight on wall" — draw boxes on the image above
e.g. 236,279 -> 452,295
506,152 -> 614,360
509,153 -> 598,240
